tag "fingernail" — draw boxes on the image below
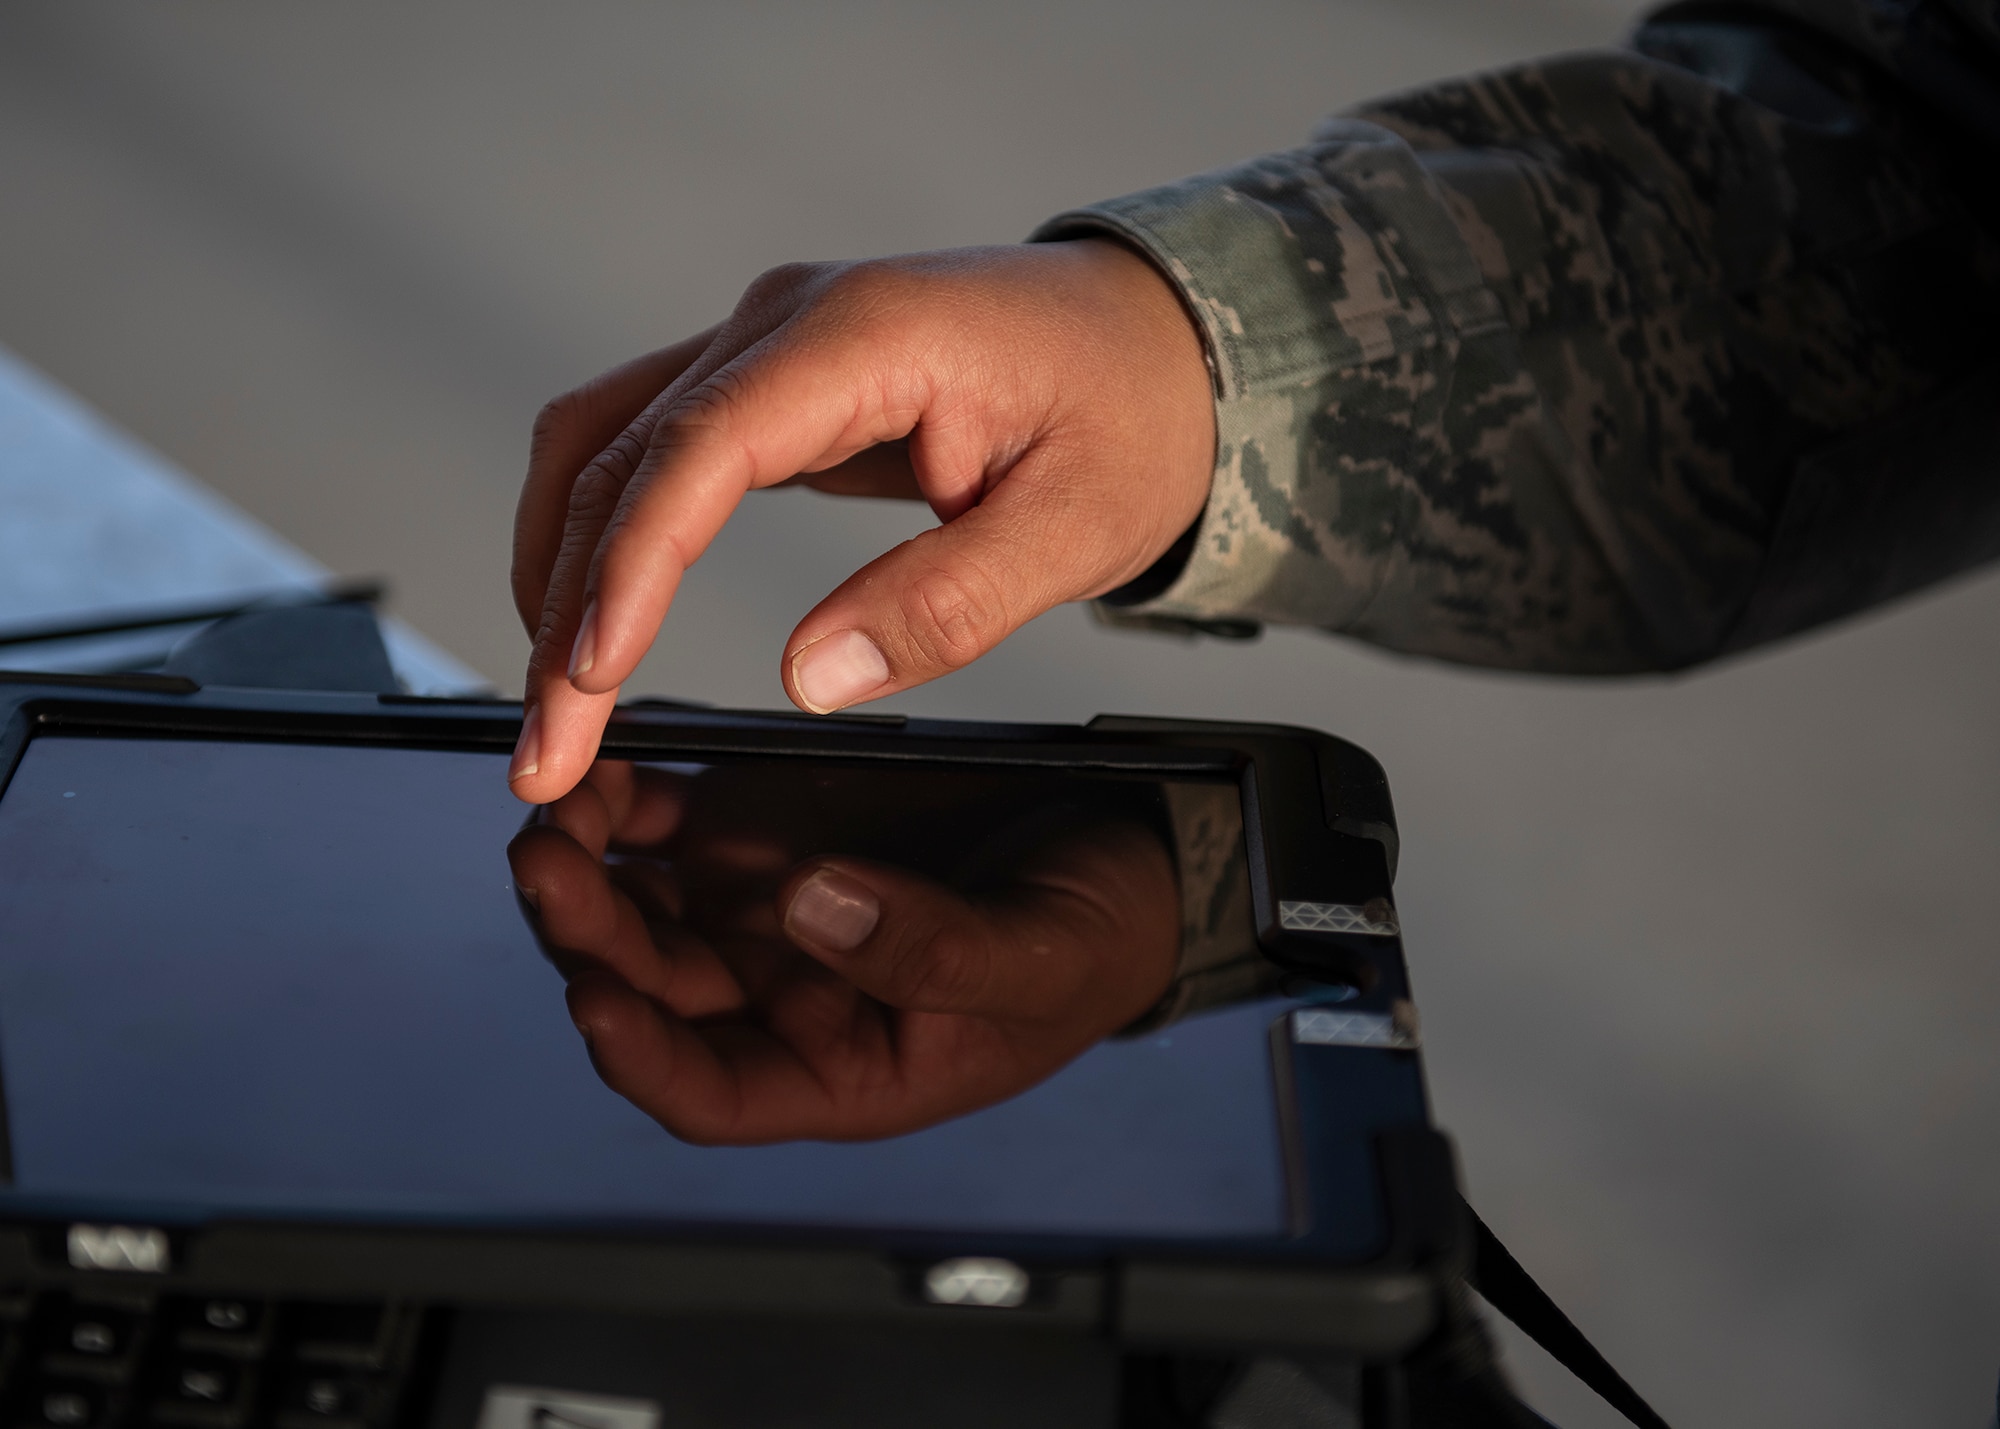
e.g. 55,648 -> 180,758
568,600 -> 600,681
791,630 -> 889,713
509,704 -> 542,784
516,883 -> 540,910
784,867 -> 880,952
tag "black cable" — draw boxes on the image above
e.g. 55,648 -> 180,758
1465,1201 -> 1673,1429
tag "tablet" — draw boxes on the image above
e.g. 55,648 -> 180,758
0,677 -> 1445,1356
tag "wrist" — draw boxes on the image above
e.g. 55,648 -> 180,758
1047,236 -> 1218,591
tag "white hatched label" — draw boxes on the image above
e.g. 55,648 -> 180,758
1278,900 -> 1400,936
1291,1006 -> 1419,1050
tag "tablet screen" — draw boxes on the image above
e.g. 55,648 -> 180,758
0,734 -> 1290,1239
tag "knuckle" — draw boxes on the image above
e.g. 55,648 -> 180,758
561,472 -> 623,554
894,927 -> 988,1010
650,370 -> 756,480
818,260 -> 929,338
639,397 -> 735,492
739,260 -> 825,312
566,461 -> 623,519
523,629 -> 575,685
898,559 -> 1007,671
823,258 -> 899,303
566,421 -> 651,521
672,362 -> 750,421
530,389 -> 588,449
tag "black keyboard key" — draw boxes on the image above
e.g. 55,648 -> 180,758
149,1355 -> 258,1428
17,1378 -> 117,1429
284,1304 -> 399,1369
164,1298 -> 273,1358
41,1304 -> 145,1380
273,1369 -> 388,1429
54,1313 -> 131,1359
173,1364 -> 234,1402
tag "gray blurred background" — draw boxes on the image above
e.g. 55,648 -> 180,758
3,2 -> 1997,1424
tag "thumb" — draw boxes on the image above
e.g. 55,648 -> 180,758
775,828 -> 1180,1028
777,856 -> 1095,1019
781,456 -> 1139,714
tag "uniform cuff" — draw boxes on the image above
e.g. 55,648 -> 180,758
1031,122 -> 1505,633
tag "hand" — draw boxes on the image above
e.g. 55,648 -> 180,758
506,760 -> 1180,1143
508,239 -> 1215,803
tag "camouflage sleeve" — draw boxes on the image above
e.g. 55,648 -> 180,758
1120,781 -> 1277,1034
1034,1 -> 2000,672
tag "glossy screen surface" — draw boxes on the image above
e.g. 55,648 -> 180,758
0,735 -> 1287,1237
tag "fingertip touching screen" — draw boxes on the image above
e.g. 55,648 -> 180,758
0,734 -> 1290,1239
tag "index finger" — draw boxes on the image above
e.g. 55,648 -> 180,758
513,329 -> 720,633
511,323 -> 927,804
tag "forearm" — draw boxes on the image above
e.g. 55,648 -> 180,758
1041,10 -> 2000,671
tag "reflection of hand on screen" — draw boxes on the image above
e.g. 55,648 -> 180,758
507,760 -> 1179,1143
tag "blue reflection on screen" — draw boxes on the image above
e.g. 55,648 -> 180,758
0,736 -> 1287,1237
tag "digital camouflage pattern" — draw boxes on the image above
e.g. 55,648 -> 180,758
1037,0 -> 2000,672
1139,782 -> 1272,1031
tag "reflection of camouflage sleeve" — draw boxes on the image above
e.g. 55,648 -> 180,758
1036,0 -> 2000,670
1124,782 -> 1277,1033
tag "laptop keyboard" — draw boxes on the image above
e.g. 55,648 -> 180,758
0,1291 -> 432,1429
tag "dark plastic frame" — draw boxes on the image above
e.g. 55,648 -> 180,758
0,671 -> 1462,1359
